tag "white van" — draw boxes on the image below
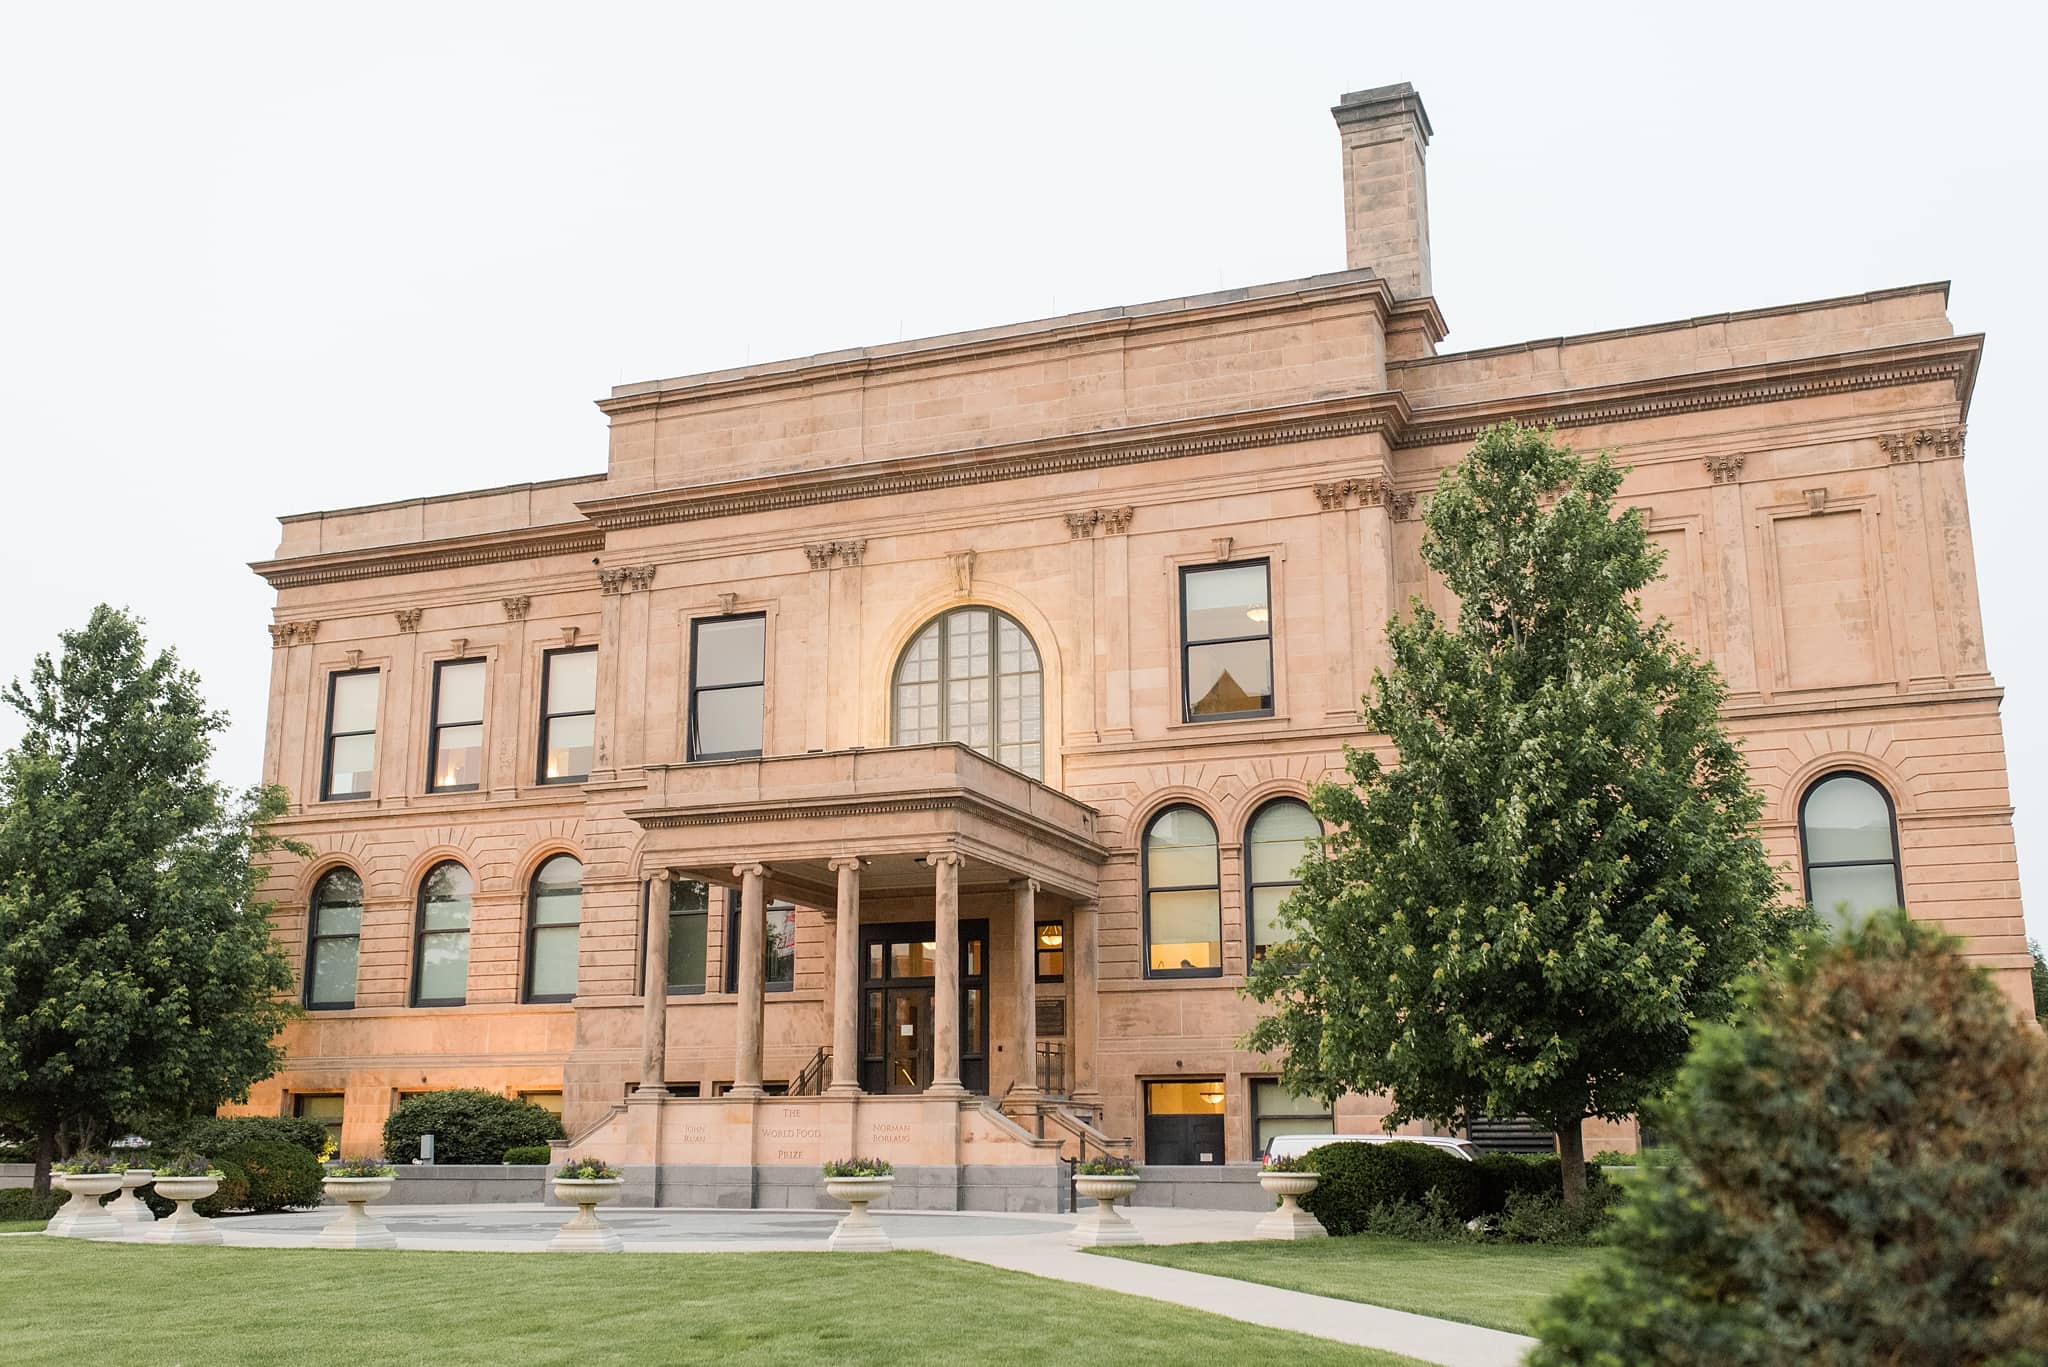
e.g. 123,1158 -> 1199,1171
1265,1133 -> 1481,1163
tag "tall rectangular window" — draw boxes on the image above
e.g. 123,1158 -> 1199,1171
726,891 -> 795,993
292,1093 -> 345,1158
689,614 -> 766,761
427,658 -> 485,792
1035,921 -> 1066,983
1180,561 -> 1273,721
667,879 -> 710,995
539,647 -> 597,784
322,669 -> 380,800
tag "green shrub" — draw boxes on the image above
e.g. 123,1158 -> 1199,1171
382,1089 -> 565,1167
1473,1153 -> 1603,1212
1355,1188 -> 1480,1242
0,1188 -> 66,1222
1531,911 -> 2048,1365
502,1145 -> 553,1165
1496,1187 -> 1616,1245
217,1141 -> 321,1212
1298,1142 -> 1476,1235
182,1115 -> 329,1157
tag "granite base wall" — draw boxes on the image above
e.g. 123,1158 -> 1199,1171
389,1164 -> 548,1204
1125,1163 -> 1272,1212
0,1162 -> 34,1190
610,1162 -> 1067,1213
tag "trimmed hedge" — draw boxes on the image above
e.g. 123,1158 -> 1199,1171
502,1145 -> 554,1165
1299,1142 -> 1601,1236
181,1115 -> 329,1157
218,1141 -> 322,1212
382,1089 -> 565,1167
0,1188 -> 66,1221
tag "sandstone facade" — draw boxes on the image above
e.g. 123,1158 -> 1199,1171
237,84 -> 2026,1184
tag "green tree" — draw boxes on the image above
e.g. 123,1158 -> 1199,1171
0,606 -> 298,1195
1245,422 -> 1808,1205
1531,911 -> 2048,1364
2030,938 -> 2047,1023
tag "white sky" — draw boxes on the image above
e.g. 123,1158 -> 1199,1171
3,2 -> 2043,945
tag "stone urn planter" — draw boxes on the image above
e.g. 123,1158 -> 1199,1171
823,1175 -> 896,1252
49,1171 -> 125,1240
105,1169 -> 159,1228
1070,1169 -> 1144,1248
548,1165 -> 625,1253
1254,1169 -> 1329,1240
317,1173 -> 399,1250
148,1175 -> 224,1245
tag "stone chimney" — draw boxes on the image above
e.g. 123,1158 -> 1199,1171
1332,83 -> 1433,300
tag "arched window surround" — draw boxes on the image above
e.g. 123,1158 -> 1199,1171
523,854 -> 583,1004
305,865 -> 364,1010
1796,770 -> 1906,924
890,605 -> 1044,779
411,860 -> 474,1008
1243,797 -> 1321,961
1142,803 -> 1223,980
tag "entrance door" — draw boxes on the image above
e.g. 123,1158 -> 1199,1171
883,986 -> 933,1092
1144,1080 -> 1227,1165
859,921 -> 989,1094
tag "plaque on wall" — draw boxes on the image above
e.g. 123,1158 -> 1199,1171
1036,997 -> 1067,1037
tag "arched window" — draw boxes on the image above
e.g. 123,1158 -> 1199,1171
306,867 -> 363,1009
412,861 -> 473,1007
1144,806 -> 1221,978
525,855 -> 583,1003
1798,772 -> 1904,926
893,607 -> 1043,779
1246,799 -> 1320,960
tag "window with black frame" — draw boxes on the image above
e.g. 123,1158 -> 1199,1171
1034,920 -> 1065,983
322,669 -> 380,800
1798,772 -> 1905,926
667,878 -> 709,994
538,646 -> 597,784
1245,798 -> 1320,960
427,658 -> 485,792
1143,805 -> 1222,977
725,891 -> 796,993
412,861 -> 473,1007
1250,1079 -> 1333,1158
689,614 -> 766,761
1180,561 -> 1273,721
305,867 -> 363,1009
891,606 -> 1043,778
524,854 -> 582,1003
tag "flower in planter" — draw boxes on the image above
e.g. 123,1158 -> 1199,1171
1074,1155 -> 1140,1177
326,1157 -> 397,1179
821,1157 -> 893,1178
59,1152 -> 120,1176
1261,1153 -> 1310,1173
152,1152 -> 224,1179
555,1156 -> 621,1181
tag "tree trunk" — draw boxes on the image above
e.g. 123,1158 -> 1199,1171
1557,1115 -> 1587,1208
32,1112 -> 56,1199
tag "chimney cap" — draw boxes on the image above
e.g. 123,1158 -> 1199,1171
1332,82 -> 1432,141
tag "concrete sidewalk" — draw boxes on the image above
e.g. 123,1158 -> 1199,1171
948,1240 -> 1533,1367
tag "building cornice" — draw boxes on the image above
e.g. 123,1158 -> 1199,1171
1394,334 -> 1982,450
574,394 -> 1413,531
626,789 -> 1108,867
250,522 -> 605,590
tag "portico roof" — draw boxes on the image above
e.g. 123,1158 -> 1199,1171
626,744 -> 1106,905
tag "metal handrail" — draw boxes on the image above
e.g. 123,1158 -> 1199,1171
789,1045 -> 831,1096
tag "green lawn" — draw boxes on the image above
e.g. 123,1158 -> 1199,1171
0,1220 -> 43,1233
0,1237 -> 1424,1366
1093,1236 -> 1603,1335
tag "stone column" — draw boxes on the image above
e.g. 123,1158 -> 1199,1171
828,856 -> 864,1096
635,871 -> 671,1096
1012,878 -> 1040,1098
729,862 -> 768,1100
927,850 -> 966,1098
1070,899 -> 1101,1104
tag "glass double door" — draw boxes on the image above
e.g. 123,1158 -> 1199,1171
859,921 -> 988,1094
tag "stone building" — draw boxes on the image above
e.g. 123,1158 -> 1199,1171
240,84 -> 2028,1206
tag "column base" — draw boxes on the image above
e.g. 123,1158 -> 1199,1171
924,1080 -> 968,1100
824,1083 -> 864,1098
630,1084 -> 670,1099
725,1084 -> 767,1101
